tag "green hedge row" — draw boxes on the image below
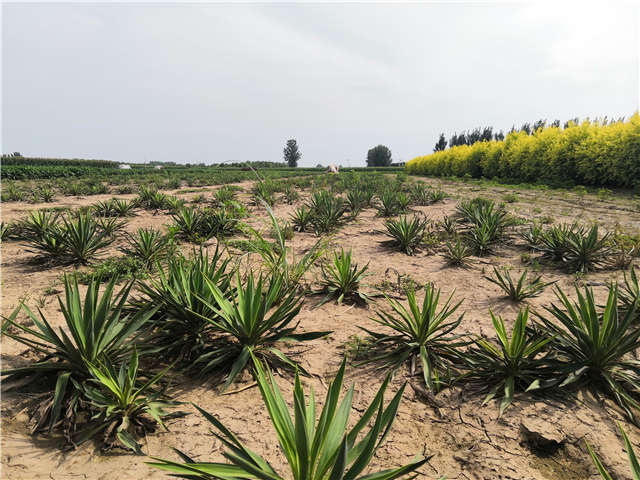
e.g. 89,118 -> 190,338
406,113 -> 640,189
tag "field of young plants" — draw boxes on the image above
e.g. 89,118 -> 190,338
1,169 -> 640,480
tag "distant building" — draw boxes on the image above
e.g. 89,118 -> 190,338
118,164 -> 131,169
390,162 -> 406,167
327,164 -> 340,173
154,165 -> 163,169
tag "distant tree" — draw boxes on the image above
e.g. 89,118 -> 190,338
283,139 -> 301,167
433,133 -> 447,152
366,145 -> 392,167
494,130 -> 505,141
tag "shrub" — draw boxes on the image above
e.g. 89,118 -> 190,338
406,115 -> 640,189
290,206 -> 313,232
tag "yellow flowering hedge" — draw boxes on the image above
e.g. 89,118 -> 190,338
406,114 -> 640,188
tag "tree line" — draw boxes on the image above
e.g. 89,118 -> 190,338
433,115 -> 626,152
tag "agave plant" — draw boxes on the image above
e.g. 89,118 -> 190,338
113,198 -> 137,216
440,216 -> 458,236
358,284 -> 465,392
409,182 -> 431,206
383,215 -> 429,255
212,186 -> 238,206
346,189 -> 367,217
458,308 -> 552,416
1,275 -> 154,434
518,223 -> 544,247
442,239 -> 473,267
149,357 -> 429,480
534,285 -> 640,423
201,207 -> 241,238
23,209 -> 60,239
135,247 -> 232,359
96,216 -> 127,237
317,248 -> 371,306
77,350 -> 181,453
92,199 -> 118,217
190,271 -> 330,388
619,266 -> 639,319
429,189 -> 446,203
456,198 -> 511,240
283,184 -> 300,204
171,206 -> 205,242
36,185 -> 55,203
120,228 -> 175,269
588,423 -> 640,479
536,223 -> 583,262
484,266 -> 554,302
291,205 -> 314,232
308,191 -> 346,234
0,221 -> 13,242
247,203 -> 326,299
564,224 -> 612,273
61,212 -> 114,264
376,190 -> 405,217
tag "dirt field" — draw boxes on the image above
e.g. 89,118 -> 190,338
2,176 -> 640,480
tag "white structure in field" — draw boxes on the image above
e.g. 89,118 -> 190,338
327,164 -> 339,173
118,164 -> 131,169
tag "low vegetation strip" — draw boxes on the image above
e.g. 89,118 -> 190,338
406,113 -> 640,189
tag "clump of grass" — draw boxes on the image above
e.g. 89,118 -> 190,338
484,266 -> 554,301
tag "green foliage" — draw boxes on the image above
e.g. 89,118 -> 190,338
367,144 -> 393,167
359,283 -> 465,392
442,238 -> 473,267
376,190 -> 409,217
73,256 -> 148,284
536,224 -> 613,272
317,248 -> 371,306
484,267 -> 554,301
121,228 -> 175,269
1,275 -> 153,435
190,271 -> 329,388
383,215 -> 429,255
135,247 -> 232,360
77,350 -> 181,453
62,212 -> 114,264
587,424 -> 640,479
291,206 -> 314,232
148,358 -> 429,480
308,191 -> 346,234
534,285 -> 640,423
406,115 -> 640,188
459,308 -> 552,416
247,204 -> 327,298
619,266 -> 639,320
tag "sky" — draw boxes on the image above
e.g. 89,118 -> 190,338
2,2 -> 638,167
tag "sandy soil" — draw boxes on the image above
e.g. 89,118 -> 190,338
1,176 -> 639,480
